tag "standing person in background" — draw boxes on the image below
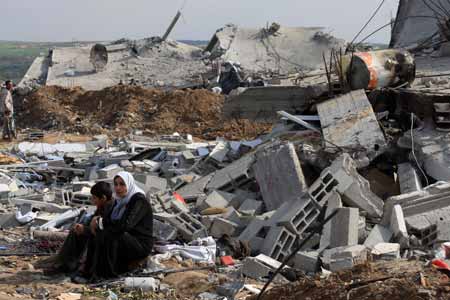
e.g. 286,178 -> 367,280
1,80 -> 15,140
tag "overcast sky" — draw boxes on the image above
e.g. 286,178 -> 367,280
1,0 -> 399,43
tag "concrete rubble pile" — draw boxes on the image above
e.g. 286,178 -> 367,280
3,79 -> 450,298
6,8 -> 450,300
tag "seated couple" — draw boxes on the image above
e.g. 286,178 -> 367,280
36,171 -> 153,282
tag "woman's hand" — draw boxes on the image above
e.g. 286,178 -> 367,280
90,217 -> 99,235
73,223 -> 84,236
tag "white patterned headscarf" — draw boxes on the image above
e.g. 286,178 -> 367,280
111,171 -> 144,221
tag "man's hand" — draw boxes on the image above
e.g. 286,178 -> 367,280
90,216 -> 99,235
73,223 -> 84,236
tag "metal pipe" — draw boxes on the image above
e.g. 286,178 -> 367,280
162,11 -> 182,41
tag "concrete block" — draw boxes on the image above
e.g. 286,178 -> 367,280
197,190 -> 234,211
153,219 -> 177,241
97,164 -> 123,179
330,208 -> 359,248
206,153 -> 255,192
293,251 -> 319,273
308,153 -> 384,218
268,198 -> 320,236
71,191 -> 91,206
436,221 -> 450,243
390,204 -> 409,247
209,141 -> 229,162
319,192 -> 342,250
176,173 -> 213,201
371,243 -> 400,260
253,143 -> 307,211
238,219 -> 267,252
134,174 -> 168,194
261,226 -> 296,261
323,245 -> 367,272
229,189 -> 257,209
358,216 -> 368,244
242,254 -> 282,279
238,199 -> 263,216
364,225 -> 393,249
222,206 -> 242,225
397,163 -> 422,194
210,218 -> 239,238
158,211 -> 208,242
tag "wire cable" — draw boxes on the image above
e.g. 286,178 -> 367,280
354,15 -> 443,48
410,113 -> 430,187
348,0 -> 387,49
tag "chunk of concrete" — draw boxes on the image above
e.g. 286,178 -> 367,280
238,199 -> 263,216
268,197 -> 320,236
364,225 -> 393,249
210,218 -> 239,238
371,243 -> 400,260
322,245 -> 367,272
238,219 -> 267,252
390,204 -> 409,247
176,173 -> 213,201
293,251 -> 319,273
253,143 -> 307,211
97,164 -> 123,179
317,89 -> 386,159
197,190 -> 234,211
242,254 -> 283,279
308,153 -> 384,218
206,154 -> 255,192
319,192 -> 342,250
329,208 -> 359,248
260,226 -> 296,261
153,219 -> 177,241
397,163 -> 422,194
134,174 -> 168,194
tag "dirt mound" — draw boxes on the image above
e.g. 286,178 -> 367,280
19,85 -> 271,140
250,261 -> 450,300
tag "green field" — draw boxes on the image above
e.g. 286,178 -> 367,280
0,42 -> 51,84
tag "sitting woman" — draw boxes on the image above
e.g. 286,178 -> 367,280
84,171 -> 153,280
37,181 -> 115,274
38,172 -> 154,281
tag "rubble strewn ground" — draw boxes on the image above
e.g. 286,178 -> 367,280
5,2 -> 450,299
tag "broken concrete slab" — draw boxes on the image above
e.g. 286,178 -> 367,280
253,143 -> 307,211
364,225 -> 393,250
382,182 -> 450,225
317,89 -> 387,159
329,208 -> 359,248
308,153 -> 384,218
